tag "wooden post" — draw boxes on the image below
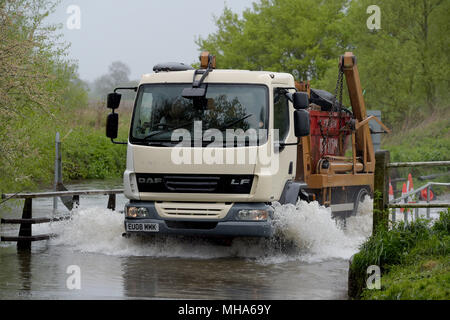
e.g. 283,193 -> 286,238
53,132 -> 61,212
107,194 -> 116,211
373,150 -> 390,235
17,198 -> 32,251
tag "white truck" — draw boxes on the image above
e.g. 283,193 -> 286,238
106,52 -> 386,239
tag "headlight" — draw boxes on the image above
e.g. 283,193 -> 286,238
126,207 -> 149,218
236,209 -> 268,221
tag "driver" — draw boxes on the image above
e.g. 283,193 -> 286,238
169,97 -> 187,122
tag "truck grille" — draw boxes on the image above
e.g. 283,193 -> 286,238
136,174 -> 254,194
164,176 -> 220,193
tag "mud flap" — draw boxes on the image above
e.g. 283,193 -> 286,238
278,181 -> 307,205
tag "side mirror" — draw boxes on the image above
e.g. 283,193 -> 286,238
106,113 -> 119,139
107,92 -> 122,109
292,92 -> 309,109
294,109 -> 310,137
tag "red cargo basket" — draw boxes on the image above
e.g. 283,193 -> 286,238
309,110 -> 352,170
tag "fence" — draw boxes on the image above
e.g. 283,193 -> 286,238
373,151 -> 450,234
0,189 -> 123,250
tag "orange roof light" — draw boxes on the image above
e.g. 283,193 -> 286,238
200,51 -> 216,69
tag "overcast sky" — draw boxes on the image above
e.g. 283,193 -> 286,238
46,0 -> 255,82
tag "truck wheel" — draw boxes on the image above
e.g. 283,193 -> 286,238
351,187 -> 370,217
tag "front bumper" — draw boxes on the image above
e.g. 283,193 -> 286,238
124,202 -> 274,238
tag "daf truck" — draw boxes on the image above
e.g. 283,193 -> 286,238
105,52 -> 389,238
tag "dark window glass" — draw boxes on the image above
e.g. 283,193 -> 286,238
130,84 -> 269,147
273,89 -> 290,141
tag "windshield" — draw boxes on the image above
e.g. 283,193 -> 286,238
130,84 -> 268,146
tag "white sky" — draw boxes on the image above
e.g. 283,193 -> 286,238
46,0 -> 255,82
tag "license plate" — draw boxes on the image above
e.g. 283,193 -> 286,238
126,222 -> 159,233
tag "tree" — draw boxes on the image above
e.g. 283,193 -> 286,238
109,61 -> 131,84
343,0 -> 449,127
0,0 -> 89,190
196,0 -> 349,82
90,60 -> 137,101
197,0 -> 449,128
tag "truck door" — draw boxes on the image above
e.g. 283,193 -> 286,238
271,88 -> 298,199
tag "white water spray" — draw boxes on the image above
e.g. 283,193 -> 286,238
34,197 -> 373,263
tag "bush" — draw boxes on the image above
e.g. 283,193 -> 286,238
62,128 -> 126,181
432,208 -> 450,235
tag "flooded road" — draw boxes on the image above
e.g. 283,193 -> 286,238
0,179 -> 407,300
0,246 -> 350,300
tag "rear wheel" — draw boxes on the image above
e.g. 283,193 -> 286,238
351,187 -> 371,217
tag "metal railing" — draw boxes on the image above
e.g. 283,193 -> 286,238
373,152 -> 450,234
390,182 -> 450,222
0,189 -> 124,250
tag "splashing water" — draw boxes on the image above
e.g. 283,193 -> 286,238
35,197 -> 373,263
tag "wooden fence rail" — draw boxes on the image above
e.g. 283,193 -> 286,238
387,161 -> 450,168
0,189 -> 124,250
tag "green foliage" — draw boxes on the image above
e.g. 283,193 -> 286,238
344,0 -> 450,127
432,208 -> 450,235
62,128 -> 126,181
0,112 -> 128,193
353,220 -> 432,271
0,0 -> 128,193
383,110 -> 450,163
351,209 -> 450,300
382,109 -> 450,195
197,0 -> 348,80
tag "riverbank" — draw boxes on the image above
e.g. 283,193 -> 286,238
0,104 -> 129,195
349,209 -> 450,300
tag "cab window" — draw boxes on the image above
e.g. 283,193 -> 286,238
273,88 -> 290,141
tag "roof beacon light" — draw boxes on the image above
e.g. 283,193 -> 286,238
182,52 -> 216,99
200,51 -> 216,69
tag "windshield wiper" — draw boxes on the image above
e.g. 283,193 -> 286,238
203,113 -> 254,133
133,139 -> 180,147
143,121 -> 193,140
219,114 -> 253,131
203,114 -> 254,141
146,141 -> 174,147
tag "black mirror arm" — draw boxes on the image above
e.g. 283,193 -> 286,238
274,141 -> 298,154
192,57 -> 215,88
192,68 -> 212,88
279,87 -> 298,103
279,142 -> 299,147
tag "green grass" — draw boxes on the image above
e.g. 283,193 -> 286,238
362,257 -> 450,300
382,111 -> 450,161
351,209 -> 450,300
382,108 -> 450,195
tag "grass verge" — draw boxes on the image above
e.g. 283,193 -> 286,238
350,209 -> 450,300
